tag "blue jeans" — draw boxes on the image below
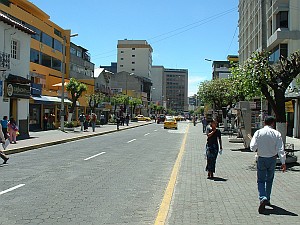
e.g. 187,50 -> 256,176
257,156 -> 277,202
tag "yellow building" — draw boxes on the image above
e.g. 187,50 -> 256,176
0,0 -> 94,130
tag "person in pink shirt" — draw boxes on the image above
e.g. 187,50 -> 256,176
8,117 -> 18,144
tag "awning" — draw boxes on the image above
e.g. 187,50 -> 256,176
31,95 -> 72,104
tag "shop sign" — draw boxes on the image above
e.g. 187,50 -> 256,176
5,82 -> 31,98
0,80 -> 2,96
285,101 -> 294,113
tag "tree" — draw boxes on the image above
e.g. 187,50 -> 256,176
129,97 -> 142,117
66,78 -> 87,122
231,50 -> 300,141
111,94 -> 127,114
86,92 -> 105,113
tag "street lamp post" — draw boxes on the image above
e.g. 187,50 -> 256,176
60,33 -> 78,131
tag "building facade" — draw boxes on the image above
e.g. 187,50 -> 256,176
239,0 -> 300,138
151,66 -> 164,106
100,62 -> 117,74
0,11 -> 34,137
163,68 -> 188,113
117,40 -> 153,79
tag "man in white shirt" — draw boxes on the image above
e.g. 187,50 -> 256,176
250,116 -> 286,214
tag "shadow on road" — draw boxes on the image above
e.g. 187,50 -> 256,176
262,205 -> 298,216
212,177 -> 228,182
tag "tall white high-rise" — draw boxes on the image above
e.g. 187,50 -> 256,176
117,40 -> 153,78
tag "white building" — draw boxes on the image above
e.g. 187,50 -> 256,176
239,0 -> 300,138
0,13 -> 34,138
151,66 -> 164,105
117,40 -> 153,79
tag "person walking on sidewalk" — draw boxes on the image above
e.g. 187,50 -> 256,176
1,116 -> 9,139
205,119 -> 222,178
201,116 -> 207,133
8,118 -> 18,144
0,123 -> 9,164
90,113 -> 97,132
79,113 -> 85,131
250,116 -> 286,214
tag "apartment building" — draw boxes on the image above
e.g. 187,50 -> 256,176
151,66 -> 164,106
163,68 -> 188,113
211,55 -> 239,79
117,40 -> 153,79
239,0 -> 300,137
0,0 -> 94,130
0,11 -> 34,137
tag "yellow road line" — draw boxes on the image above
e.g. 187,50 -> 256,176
154,124 -> 190,225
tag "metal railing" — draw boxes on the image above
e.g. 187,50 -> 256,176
0,51 -> 10,71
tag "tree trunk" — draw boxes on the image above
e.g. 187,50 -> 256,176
276,122 -> 287,145
68,113 -> 73,123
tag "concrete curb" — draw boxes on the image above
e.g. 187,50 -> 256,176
5,122 -> 154,155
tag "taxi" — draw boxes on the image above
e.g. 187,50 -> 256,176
164,116 -> 178,129
135,115 -> 151,121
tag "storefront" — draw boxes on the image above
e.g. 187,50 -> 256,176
3,74 -> 31,138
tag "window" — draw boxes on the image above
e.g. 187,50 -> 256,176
132,62 -> 135,64
276,11 -> 288,29
11,39 -> 19,59
41,32 -> 53,47
41,53 -> 51,68
280,44 -> 288,58
132,48 -> 135,50
26,24 -> 41,41
76,50 -> 82,57
120,58 -> 124,60
132,55 -> 135,57
120,65 -> 123,67
54,28 -> 62,38
70,47 -> 76,55
53,39 -> 62,52
132,68 -> 135,71
121,51 -> 124,53
30,49 -> 40,64
52,57 -> 62,71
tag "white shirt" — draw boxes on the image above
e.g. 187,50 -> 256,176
250,125 -> 286,164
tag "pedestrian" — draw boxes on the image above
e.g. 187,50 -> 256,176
90,113 -> 97,132
8,117 -> 18,144
116,115 -> 120,130
79,112 -> 85,131
202,116 -> 207,133
1,116 -> 9,139
205,119 -> 222,179
125,114 -> 130,126
250,116 -> 286,214
120,114 -> 125,126
43,114 -> 48,130
100,114 -> 105,126
0,123 -> 9,164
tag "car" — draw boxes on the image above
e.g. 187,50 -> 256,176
157,114 -> 166,123
135,115 -> 151,121
175,115 -> 185,121
164,116 -> 178,129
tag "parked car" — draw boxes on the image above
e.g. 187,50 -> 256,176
164,116 -> 178,129
135,115 -> 151,121
157,114 -> 166,124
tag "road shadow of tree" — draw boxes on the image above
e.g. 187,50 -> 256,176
247,163 -> 300,172
262,205 -> 298,216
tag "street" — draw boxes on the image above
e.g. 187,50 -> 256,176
0,122 -> 188,225
1,122 -> 300,225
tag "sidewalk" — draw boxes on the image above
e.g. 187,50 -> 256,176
3,121 -> 153,155
167,125 -> 300,225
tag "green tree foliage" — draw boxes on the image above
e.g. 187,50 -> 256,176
86,92 -> 106,113
129,97 -> 142,116
66,78 -> 87,114
231,51 -> 300,123
198,78 -> 245,110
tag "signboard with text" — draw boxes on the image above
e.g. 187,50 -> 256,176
5,82 -> 31,98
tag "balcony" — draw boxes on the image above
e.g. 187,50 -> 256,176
0,51 -> 10,71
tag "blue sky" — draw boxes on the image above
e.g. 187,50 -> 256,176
31,0 -> 239,96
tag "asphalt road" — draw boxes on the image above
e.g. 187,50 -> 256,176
0,122 -> 189,225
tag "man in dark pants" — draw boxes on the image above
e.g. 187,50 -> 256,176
0,123 -> 9,164
250,116 -> 286,214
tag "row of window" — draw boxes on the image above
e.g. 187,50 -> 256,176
120,48 -> 136,53
70,63 -> 93,77
119,65 -> 135,71
71,47 -> 82,57
25,24 -> 63,52
30,49 -> 62,72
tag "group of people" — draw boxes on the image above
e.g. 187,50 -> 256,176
116,114 -> 130,130
0,116 -> 17,164
204,115 -> 286,214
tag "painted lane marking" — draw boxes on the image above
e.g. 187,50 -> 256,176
84,152 -> 106,161
154,130 -> 158,132
144,133 -> 150,136
0,184 -> 25,196
127,139 -> 136,143
154,124 -> 190,225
